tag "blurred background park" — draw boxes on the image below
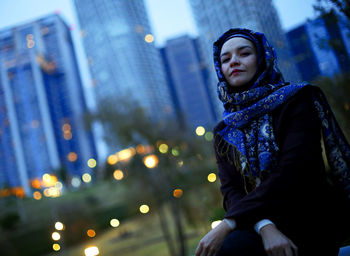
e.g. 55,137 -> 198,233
0,0 -> 349,255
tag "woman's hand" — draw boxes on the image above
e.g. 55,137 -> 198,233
195,221 -> 232,256
260,224 -> 298,256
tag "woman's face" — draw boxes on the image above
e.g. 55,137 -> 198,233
220,37 -> 258,88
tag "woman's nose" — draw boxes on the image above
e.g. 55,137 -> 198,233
229,56 -> 240,66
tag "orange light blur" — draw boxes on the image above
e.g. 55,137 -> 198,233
136,144 -> 145,154
68,152 -> 78,162
173,189 -> 183,198
113,170 -> 124,180
87,229 -> 96,238
0,189 -> 11,197
107,155 -> 118,165
31,178 -> 42,189
143,154 -> 159,168
64,132 -> 72,140
33,191 -> 42,200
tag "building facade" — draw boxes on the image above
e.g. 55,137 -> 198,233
73,0 -> 174,121
0,14 -> 97,194
160,35 -> 217,131
287,12 -> 350,81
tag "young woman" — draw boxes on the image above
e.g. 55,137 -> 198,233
195,28 -> 350,256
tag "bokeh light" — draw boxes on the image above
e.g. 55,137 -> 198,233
107,154 -> 118,165
205,131 -> 214,141
195,126 -> 205,136
143,155 -> 159,168
52,232 -> 61,241
144,34 -> 154,43
52,243 -> 61,251
33,191 -> 42,200
113,169 -> 124,180
139,204 -> 150,214
67,152 -> 78,162
55,222 -> 64,231
158,143 -> 168,154
84,246 -> 99,256
173,189 -> 183,198
87,229 -> 96,238
82,173 -> 92,183
110,218 -> 120,227
171,148 -> 179,156
211,220 -> 222,229
71,177 -> 81,188
207,173 -> 217,183
87,158 -> 97,168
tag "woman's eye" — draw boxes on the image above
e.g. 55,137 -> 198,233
221,58 -> 229,63
241,52 -> 251,56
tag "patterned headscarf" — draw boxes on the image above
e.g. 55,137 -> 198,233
213,28 -> 350,196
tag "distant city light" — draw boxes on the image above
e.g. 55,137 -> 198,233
52,232 -> 61,241
110,219 -> 120,227
107,154 -> 118,165
143,155 -> 159,168
136,144 -> 145,154
195,126 -> 205,136
55,222 -> 64,231
113,170 -> 124,180
171,148 -> 180,156
52,243 -> 61,251
42,173 -> 58,187
205,131 -> 214,141
139,204 -> 150,214
158,143 -> 168,154
87,158 -> 97,168
207,173 -> 217,183
84,246 -> 99,256
33,191 -> 42,200
177,160 -> 184,167
67,152 -> 78,162
87,229 -> 96,238
55,182 -> 63,190
211,220 -> 222,229
144,34 -> 154,43
82,173 -> 92,183
71,177 -> 81,188
173,189 -> 183,198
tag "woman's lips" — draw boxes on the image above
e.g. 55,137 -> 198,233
230,69 -> 244,76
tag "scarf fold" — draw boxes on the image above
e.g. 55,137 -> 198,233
213,28 -> 350,196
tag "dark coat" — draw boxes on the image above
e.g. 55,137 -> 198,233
214,86 -> 350,250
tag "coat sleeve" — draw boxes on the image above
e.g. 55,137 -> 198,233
216,87 -> 327,229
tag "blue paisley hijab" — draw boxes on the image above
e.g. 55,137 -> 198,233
213,28 -> 350,196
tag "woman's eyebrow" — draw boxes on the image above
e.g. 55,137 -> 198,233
220,45 -> 253,58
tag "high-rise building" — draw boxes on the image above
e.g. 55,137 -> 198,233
0,14 -> 97,194
287,12 -> 350,81
160,35 -> 217,130
188,0 -> 301,108
73,0 -> 174,122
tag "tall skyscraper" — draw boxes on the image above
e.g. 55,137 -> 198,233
73,0 -> 174,121
0,14 -> 97,195
287,12 -> 350,81
188,0 -> 301,100
160,35 -> 217,130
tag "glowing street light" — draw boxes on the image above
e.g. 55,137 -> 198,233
110,218 -> 120,227
195,126 -> 205,136
158,143 -> 168,154
113,169 -> 124,180
52,232 -> 61,241
82,173 -> 92,183
55,222 -> 64,231
207,173 -> 217,183
144,34 -> 154,43
173,189 -> 183,198
139,204 -> 150,214
52,243 -> 61,251
87,158 -> 97,168
143,155 -> 159,169
84,246 -> 99,256
87,229 -> 96,238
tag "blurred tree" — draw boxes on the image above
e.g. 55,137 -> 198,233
313,72 -> 350,141
313,0 -> 350,22
86,96 -> 221,256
